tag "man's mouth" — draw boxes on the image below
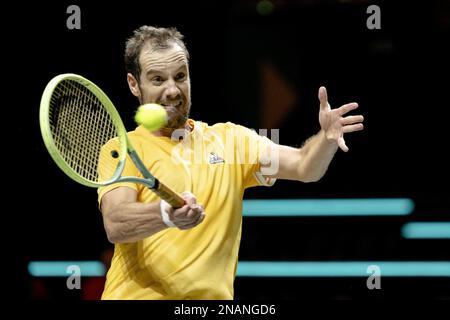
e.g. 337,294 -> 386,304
159,101 -> 182,108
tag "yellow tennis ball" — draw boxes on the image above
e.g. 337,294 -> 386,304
134,103 -> 168,131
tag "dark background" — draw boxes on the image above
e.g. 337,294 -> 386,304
7,0 -> 450,301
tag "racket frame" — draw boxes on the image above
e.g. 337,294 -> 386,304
40,74 -> 184,207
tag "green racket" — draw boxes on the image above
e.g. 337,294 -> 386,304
39,73 -> 185,208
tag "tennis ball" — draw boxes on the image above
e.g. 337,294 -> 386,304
134,103 -> 168,131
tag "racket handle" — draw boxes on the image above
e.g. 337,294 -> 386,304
154,181 -> 185,208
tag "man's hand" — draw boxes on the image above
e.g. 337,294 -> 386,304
318,86 -> 364,152
168,191 -> 205,230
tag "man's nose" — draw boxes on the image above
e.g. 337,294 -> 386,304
164,79 -> 181,99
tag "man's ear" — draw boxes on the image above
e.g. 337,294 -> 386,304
127,73 -> 141,98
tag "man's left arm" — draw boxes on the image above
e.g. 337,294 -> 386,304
262,86 -> 364,182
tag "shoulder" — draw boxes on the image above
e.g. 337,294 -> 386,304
127,127 -> 143,142
125,126 -> 152,151
202,121 -> 256,134
191,121 -> 263,142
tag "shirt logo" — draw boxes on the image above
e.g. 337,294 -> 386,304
209,152 -> 225,164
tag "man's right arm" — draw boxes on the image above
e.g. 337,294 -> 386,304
100,187 -> 205,243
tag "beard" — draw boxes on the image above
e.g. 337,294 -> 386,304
138,83 -> 191,130
163,101 -> 191,129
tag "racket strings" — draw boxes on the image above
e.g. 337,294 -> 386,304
49,80 -> 121,183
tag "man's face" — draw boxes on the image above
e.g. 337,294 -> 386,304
135,43 -> 191,130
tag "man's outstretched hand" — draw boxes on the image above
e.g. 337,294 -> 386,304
318,86 -> 364,152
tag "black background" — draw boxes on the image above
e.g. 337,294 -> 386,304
7,0 -> 450,301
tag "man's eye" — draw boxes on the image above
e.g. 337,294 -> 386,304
176,73 -> 186,81
152,76 -> 163,85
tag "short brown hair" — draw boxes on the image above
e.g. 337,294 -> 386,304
124,25 -> 189,81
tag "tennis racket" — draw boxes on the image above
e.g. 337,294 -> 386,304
39,73 -> 185,208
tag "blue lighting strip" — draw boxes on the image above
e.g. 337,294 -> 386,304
243,198 -> 414,216
29,260 -> 450,277
237,261 -> 450,277
28,261 -> 105,277
402,222 -> 450,239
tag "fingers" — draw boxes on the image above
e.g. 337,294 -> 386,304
334,114 -> 363,152
343,123 -> 364,133
171,201 -> 206,230
320,92 -> 363,153
181,191 -> 197,205
186,204 -> 204,219
338,102 -> 358,116
338,136 -> 349,152
341,114 -> 364,134
318,86 -> 329,110
341,115 -> 364,126
178,211 -> 205,230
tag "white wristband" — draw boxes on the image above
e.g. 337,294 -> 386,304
160,200 -> 176,228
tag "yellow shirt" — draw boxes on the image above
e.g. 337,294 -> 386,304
97,120 -> 275,299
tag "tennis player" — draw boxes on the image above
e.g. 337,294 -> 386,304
98,26 -> 364,299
